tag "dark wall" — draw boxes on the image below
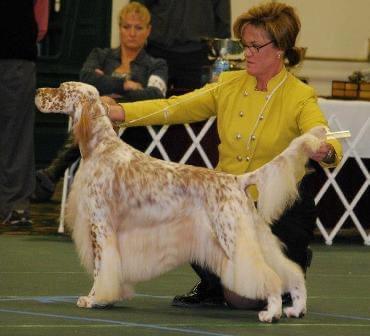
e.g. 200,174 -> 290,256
37,0 -> 112,87
35,0 -> 112,167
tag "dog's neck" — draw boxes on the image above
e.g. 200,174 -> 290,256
76,102 -> 120,159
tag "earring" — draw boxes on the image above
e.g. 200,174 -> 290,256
277,53 -> 281,59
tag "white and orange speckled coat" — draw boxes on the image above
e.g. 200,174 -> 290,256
35,81 -> 328,322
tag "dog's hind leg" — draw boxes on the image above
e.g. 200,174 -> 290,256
77,219 -> 123,309
283,283 -> 306,318
256,222 -> 307,318
221,220 -> 283,323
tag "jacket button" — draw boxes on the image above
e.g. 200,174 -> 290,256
251,135 -> 256,140
239,111 -> 244,117
235,133 -> 242,140
259,115 -> 264,120
237,155 -> 243,161
246,156 -> 250,161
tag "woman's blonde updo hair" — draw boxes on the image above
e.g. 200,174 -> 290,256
233,2 -> 303,67
119,1 -> 151,27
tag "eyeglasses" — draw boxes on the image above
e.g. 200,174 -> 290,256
242,40 -> 274,54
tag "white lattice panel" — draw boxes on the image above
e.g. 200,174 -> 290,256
120,117 -> 217,169
315,100 -> 370,245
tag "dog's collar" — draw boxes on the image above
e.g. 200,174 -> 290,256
91,102 -> 109,120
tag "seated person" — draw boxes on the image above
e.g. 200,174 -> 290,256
34,1 -> 168,201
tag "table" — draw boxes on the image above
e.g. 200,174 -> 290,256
316,98 -> 370,245
318,98 -> 370,158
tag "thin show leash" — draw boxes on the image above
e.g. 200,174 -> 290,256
117,73 -> 246,127
102,73 -> 350,141
118,72 -> 292,151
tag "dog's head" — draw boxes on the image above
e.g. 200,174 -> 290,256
35,81 -> 100,122
35,82 -> 110,157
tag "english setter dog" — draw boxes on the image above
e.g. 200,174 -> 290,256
35,82 -> 325,323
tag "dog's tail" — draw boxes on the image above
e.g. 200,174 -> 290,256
238,126 -> 326,224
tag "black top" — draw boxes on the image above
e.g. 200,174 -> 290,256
133,0 -> 231,52
0,1 -> 38,61
79,47 -> 168,101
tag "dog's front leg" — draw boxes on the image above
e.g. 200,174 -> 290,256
77,284 -> 104,309
77,220 -> 122,309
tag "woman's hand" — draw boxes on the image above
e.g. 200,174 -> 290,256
100,96 -> 116,105
94,68 -> 104,76
123,80 -> 143,91
310,142 -> 336,164
100,96 -> 125,123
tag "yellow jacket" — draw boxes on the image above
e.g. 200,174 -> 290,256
121,67 -> 342,178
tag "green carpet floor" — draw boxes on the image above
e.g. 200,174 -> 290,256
0,234 -> 369,336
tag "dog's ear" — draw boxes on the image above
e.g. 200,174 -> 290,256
74,100 -> 93,157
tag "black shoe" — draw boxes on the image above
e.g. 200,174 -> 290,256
172,282 -> 225,308
1,209 -> 32,227
32,170 -> 56,202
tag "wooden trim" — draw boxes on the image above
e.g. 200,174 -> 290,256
304,39 -> 370,63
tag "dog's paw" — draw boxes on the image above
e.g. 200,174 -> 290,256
258,310 -> 281,323
77,296 -> 94,308
77,296 -> 114,309
283,306 -> 306,318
